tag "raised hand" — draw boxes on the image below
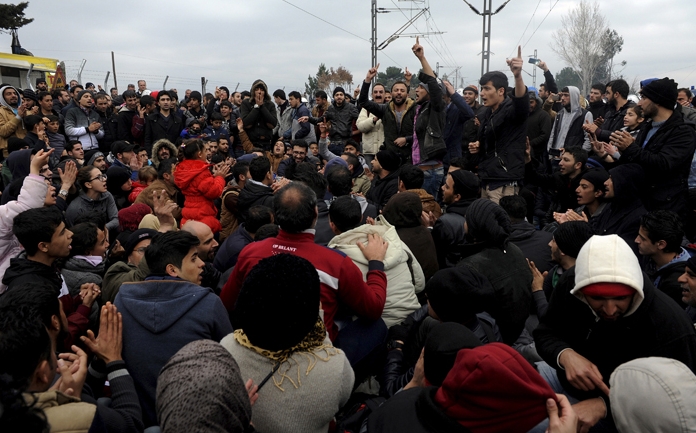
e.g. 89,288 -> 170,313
58,160 -> 78,189
412,36 -> 424,59
507,45 -> 523,77
443,80 -> 455,96
365,63 -> 380,83
30,148 -> 54,175
404,66 -> 413,83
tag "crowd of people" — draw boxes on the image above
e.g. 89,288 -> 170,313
2,35 -> 696,433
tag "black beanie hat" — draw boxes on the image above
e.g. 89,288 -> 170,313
449,170 -> 480,199
553,221 -> 594,259
580,168 -> 609,193
465,198 -> 511,248
106,166 -> 131,195
376,149 -> 401,173
333,86 -> 346,97
236,254 -> 320,351
426,266 -> 495,323
424,322 -> 482,386
640,77 -> 678,109
189,90 -> 202,102
124,228 -> 157,257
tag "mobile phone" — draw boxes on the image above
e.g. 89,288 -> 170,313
548,148 -> 561,157
528,58 -> 541,65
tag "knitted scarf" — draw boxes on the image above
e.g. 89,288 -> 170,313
233,318 -> 341,391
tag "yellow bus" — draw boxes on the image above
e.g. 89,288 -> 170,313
0,52 -> 59,90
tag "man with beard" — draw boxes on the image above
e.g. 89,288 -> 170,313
303,87 -> 360,155
611,77 -> 696,216
366,148 -> 401,212
358,66 -> 416,163
582,79 -> 634,142
277,140 -> 310,179
117,89 -> 140,143
0,85 -> 29,157
182,220 -> 222,291
547,86 -> 593,156
35,77 -> 48,92
587,83 -> 608,120
144,91 -> 184,154
432,169 -> 480,269
677,256 -> 696,323
94,93 -> 116,154
357,82 -> 386,165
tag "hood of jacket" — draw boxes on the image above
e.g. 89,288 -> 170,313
63,256 -> 105,274
117,277 -> 215,334
609,163 -> 645,207
610,357 -> 696,433
434,343 -> 555,433
2,256 -> 61,288
237,181 -> 273,209
173,158 -> 211,192
508,220 -> 536,242
249,79 -> 271,103
444,196 -> 476,218
566,86 -> 582,113
151,139 -> 178,167
571,234 -> 645,318
7,148 -> 32,179
328,217 -> 408,270
0,85 -> 21,111
381,191 -> 422,229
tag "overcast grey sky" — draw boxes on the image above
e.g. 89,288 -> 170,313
4,0 -> 696,95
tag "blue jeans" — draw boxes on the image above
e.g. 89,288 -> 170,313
421,166 -> 444,201
528,362 -> 617,433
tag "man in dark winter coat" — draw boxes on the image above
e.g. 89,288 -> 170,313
144,91 -> 183,154
213,205 -> 274,272
468,46 -> 529,203
582,79 -> 635,142
587,83 -> 608,120
366,149 -> 401,212
358,72 -> 416,162
635,210 -> 690,307
236,156 -> 275,222
592,164 -> 647,255
240,79 -> 278,151
442,80 -> 474,171
612,77 -> 696,216
500,195 -> 553,273
525,147 -> 588,226
457,199 -> 533,345
381,191 -> 439,281
431,169 -> 479,269
534,234 -> 696,432
526,90 -> 552,159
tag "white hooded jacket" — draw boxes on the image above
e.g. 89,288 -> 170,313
610,357 -> 696,433
328,216 -> 424,327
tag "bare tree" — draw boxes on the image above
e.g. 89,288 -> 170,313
550,1 -> 609,95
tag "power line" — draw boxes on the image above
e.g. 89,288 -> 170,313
521,0 -> 561,50
281,0 -> 370,42
508,0 -> 543,58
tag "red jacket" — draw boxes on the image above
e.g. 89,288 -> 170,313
173,159 -> 226,232
220,230 -> 387,340
128,181 -> 148,203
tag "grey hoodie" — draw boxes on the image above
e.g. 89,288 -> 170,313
547,86 -> 593,152
610,357 -> 696,433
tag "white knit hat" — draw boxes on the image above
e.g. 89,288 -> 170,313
571,235 -> 645,317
